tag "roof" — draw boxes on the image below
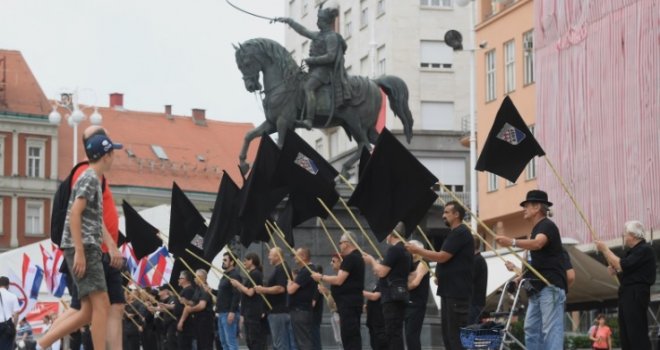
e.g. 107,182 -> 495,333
56,103 -> 258,193
0,50 -> 51,116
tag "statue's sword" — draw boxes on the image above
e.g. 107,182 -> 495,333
224,0 -> 275,21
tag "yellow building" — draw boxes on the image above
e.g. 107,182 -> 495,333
475,0 -> 536,239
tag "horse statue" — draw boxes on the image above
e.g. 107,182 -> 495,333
234,38 -> 413,177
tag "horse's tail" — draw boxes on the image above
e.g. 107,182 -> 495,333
375,75 -> 414,143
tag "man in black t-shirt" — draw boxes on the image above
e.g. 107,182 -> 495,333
596,220 -> 656,350
180,269 -> 215,350
216,253 -> 242,350
495,190 -> 566,350
406,201 -> 473,350
231,252 -> 267,350
175,270 -> 198,350
254,247 -> 294,350
364,226 -> 412,350
287,247 -> 317,350
312,231 -> 365,350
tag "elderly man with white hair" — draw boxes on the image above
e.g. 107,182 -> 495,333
596,220 -> 656,350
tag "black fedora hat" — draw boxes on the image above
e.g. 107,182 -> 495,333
520,190 -> 553,207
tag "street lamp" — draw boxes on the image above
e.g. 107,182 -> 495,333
446,0 -> 477,232
48,90 -> 103,165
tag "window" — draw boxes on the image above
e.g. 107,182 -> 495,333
420,0 -> 453,8
421,101 -> 455,130
151,145 -> 169,160
0,136 -> 4,176
346,65 -> 353,75
302,41 -> 309,56
26,139 -> 45,178
485,49 -> 496,101
360,0 -> 368,28
25,200 -> 44,236
315,138 -> 324,155
0,198 -> 3,235
487,173 -> 499,192
504,40 -> 516,93
377,0 -> 386,16
420,40 -> 453,69
344,9 -> 353,38
377,45 -> 386,76
288,0 -> 296,17
329,130 -> 339,157
526,125 -> 537,180
523,30 -> 534,85
360,55 -> 370,76
301,0 -> 309,16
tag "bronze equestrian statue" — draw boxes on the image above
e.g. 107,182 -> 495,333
235,5 -> 413,177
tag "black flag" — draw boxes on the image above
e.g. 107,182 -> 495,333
274,129 -> 339,235
122,200 -> 162,260
168,182 -> 208,263
348,128 -> 438,241
204,171 -> 240,261
238,136 -> 288,247
475,96 -> 545,183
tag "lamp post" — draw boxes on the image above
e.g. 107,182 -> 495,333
446,0 -> 477,232
48,90 -> 103,165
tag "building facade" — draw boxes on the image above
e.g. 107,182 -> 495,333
284,0 -> 472,200
0,50 -> 59,250
475,0 -> 536,239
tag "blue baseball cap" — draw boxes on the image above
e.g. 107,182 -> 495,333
85,134 -> 123,161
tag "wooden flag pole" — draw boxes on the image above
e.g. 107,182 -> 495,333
121,287 -> 149,320
264,223 -> 293,281
437,181 -> 551,286
267,221 -> 333,304
318,219 -> 342,260
120,273 -> 176,319
543,157 -> 597,241
136,286 -> 177,320
390,230 -> 433,274
416,226 -> 437,253
337,197 -> 383,260
317,198 -> 366,255
124,310 -> 142,329
223,247 -> 273,310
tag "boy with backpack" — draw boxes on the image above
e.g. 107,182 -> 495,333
37,133 -> 122,350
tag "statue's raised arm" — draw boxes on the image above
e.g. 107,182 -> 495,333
274,17 -> 317,40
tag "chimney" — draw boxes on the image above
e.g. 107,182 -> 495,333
164,105 -> 172,115
192,108 -> 206,126
109,93 -> 123,108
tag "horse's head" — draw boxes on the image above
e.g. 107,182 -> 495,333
234,42 -> 263,93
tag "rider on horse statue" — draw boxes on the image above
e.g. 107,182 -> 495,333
275,2 -> 352,129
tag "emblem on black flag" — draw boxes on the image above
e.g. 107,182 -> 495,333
294,152 -> 319,175
191,234 -> 204,250
496,122 -> 526,145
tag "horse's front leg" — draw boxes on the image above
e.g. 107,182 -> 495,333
239,121 -> 275,175
275,115 -> 295,148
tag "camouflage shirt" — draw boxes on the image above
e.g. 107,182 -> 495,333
60,168 -> 104,248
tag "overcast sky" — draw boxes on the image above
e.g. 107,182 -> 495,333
1,0 -> 285,126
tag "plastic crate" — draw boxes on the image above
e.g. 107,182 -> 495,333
460,327 -> 504,349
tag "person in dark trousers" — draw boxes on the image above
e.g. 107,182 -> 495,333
216,253 -> 242,350
231,253 -> 267,350
181,269 -> 215,350
364,285 -> 387,350
175,270 -> 197,350
363,226 -> 413,350
596,220 -> 656,350
407,201 -> 474,350
287,247 -> 318,350
123,291 -> 144,350
310,265 -> 324,350
405,240 -> 430,350
496,190 -> 567,350
254,247 -> 292,350
156,286 -> 178,350
312,232 -> 365,350
469,235 -> 488,325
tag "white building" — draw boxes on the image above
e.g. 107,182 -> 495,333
284,0 -> 472,196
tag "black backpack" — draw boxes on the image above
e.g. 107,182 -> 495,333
50,161 -> 106,247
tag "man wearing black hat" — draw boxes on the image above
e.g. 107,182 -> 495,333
495,190 -> 566,350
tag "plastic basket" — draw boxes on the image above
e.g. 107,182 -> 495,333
460,327 -> 504,349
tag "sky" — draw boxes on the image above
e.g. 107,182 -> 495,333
0,0 -> 285,126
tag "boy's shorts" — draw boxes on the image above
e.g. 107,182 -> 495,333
63,245 -> 107,299
69,253 -> 126,309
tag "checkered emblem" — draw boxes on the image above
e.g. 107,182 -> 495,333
190,234 -> 204,250
294,152 -> 319,175
496,122 -> 526,145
